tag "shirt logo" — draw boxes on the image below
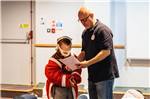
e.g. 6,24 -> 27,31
91,34 -> 95,40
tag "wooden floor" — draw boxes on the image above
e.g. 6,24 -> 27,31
1,98 -> 13,99
1,84 -> 36,98
1,84 -> 33,91
1,83 -> 150,99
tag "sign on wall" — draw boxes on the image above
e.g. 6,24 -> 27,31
19,24 -> 29,28
50,20 -> 62,33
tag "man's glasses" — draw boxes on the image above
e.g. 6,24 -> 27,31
78,14 -> 91,23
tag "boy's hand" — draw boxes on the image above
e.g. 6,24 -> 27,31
65,66 -> 71,71
69,76 -> 76,87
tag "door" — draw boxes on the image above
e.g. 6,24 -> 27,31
1,1 -> 35,85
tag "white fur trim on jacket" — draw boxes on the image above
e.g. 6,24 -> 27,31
72,87 -> 76,99
62,74 -> 66,87
72,72 -> 80,76
49,57 -> 62,68
48,82 -> 54,99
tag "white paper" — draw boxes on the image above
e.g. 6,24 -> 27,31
59,56 -> 80,71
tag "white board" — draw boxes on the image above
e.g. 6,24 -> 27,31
126,1 -> 149,59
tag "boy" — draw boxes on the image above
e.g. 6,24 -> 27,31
45,36 -> 82,99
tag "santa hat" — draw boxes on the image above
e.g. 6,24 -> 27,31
55,36 -> 72,51
57,36 -> 72,44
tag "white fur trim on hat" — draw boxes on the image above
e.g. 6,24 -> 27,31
57,36 -> 72,44
55,44 -> 59,51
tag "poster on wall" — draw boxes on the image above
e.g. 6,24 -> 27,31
56,21 -> 62,31
51,20 -> 62,33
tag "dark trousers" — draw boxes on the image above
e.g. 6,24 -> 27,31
53,86 -> 73,99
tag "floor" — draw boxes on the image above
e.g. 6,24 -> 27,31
114,86 -> 150,95
1,83 -> 150,99
1,84 -> 33,91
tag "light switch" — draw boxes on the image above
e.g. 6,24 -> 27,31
47,28 -> 51,33
41,17 -> 44,24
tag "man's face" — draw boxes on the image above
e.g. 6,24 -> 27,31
78,14 -> 93,29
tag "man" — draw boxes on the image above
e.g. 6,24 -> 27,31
45,36 -> 82,99
76,6 -> 119,99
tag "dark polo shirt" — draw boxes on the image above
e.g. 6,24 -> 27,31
81,19 -> 119,83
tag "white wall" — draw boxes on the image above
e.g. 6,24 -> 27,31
84,1 -> 110,27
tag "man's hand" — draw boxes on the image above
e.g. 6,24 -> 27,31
76,61 -> 89,69
76,50 -> 110,69
69,76 -> 76,87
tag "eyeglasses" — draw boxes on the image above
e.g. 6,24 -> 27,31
78,14 -> 91,23
59,46 -> 71,51
61,47 -> 71,51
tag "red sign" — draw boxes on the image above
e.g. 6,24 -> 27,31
52,21 -> 56,27
51,28 -> 55,33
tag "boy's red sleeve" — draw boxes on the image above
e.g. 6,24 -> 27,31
71,68 -> 82,84
45,59 -> 71,88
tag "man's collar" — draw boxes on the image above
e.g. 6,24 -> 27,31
89,19 -> 99,32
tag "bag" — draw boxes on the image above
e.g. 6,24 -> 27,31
13,94 -> 37,99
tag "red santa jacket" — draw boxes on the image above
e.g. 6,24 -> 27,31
45,55 -> 82,99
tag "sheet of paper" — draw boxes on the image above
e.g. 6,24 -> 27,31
59,56 -> 80,71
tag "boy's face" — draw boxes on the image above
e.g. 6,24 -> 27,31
59,42 -> 71,57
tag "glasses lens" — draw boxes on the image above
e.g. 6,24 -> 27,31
78,14 -> 90,23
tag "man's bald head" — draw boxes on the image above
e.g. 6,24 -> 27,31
78,6 -> 96,29
78,6 -> 92,17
